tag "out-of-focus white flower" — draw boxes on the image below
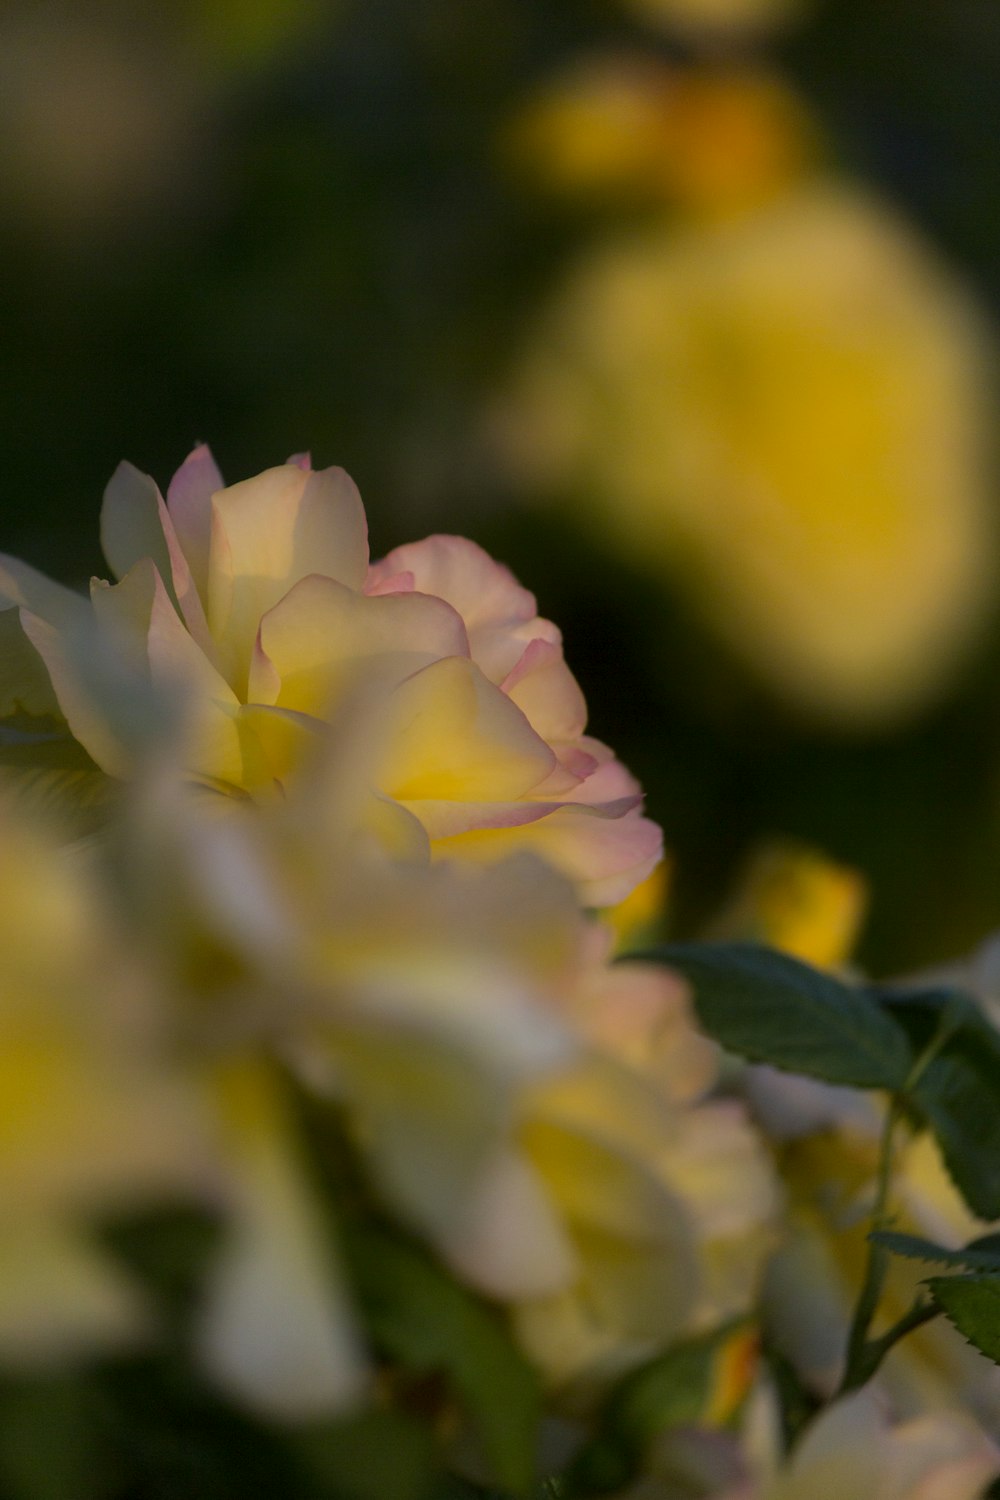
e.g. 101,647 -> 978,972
124,739 -> 776,1399
757,1389 -> 999,1500
0,793 -> 203,1368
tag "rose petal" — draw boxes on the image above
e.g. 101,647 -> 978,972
379,657 -> 556,804
251,573 -> 470,720
209,465 -> 370,698
0,553 -> 88,627
166,443 -> 225,600
195,1059 -> 366,1419
503,637 -> 588,742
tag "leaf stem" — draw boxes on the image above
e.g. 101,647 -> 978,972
838,1095 -> 902,1392
836,1007 -> 960,1395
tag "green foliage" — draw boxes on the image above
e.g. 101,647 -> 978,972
343,1223 -> 542,1497
869,1230 -> 1000,1273
635,943 -> 912,1088
875,988 -> 1000,1221
925,1275 -> 1000,1365
639,946 -> 1000,1224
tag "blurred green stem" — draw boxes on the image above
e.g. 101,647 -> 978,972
837,1011 -> 959,1395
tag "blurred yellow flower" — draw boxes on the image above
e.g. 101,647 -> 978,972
0,794 -> 200,1368
126,744 -> 775,1398
500,181 -> 996,724
0,450 -> 660,904
511,1057 -> 778,1390
504,61 -> 813,217
757,1091 -> 1000,1429
719,843 -> 1000,1426
604,860 -> 670,953
709,840 -> 868,971
499,58 -> 997,728
192,1052 -> 367,1419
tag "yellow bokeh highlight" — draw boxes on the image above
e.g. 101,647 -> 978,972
710,841 -> 867,971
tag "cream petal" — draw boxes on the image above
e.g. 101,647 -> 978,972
579,961 -> 717,1103
166,442 -> 224,601
0,607 -> 63,718
370,534 -> 537,634
157,501 -> 215,656
370,535 -> 545,681
247,634 -> 282,708
209,465 -> 370,697
774,1393 -> 895,1500
442,1147 -> 576,1300
89,559 -> 159,679
883,1412 -> 1000,1500
502,637 -> 588,742
144,579 -> 244,788
378,657 -> 556,804
570,1223 -> 695,1346
269,683 -> 433,860
521,1113 -> 690,1243
0,553 -> 87,627
236,703 -> 327,791
100,461 -> 174,584
19,608 -> 131,776
101,462 -> 215,655
660,1101 -> 780,1241
400,798 -> 556,839
330,1021 -> 514,1253
431,801 -> 663,908
512,1241 -> 685,1388
252,573 -> 470,719
196,1059 -> 366,1419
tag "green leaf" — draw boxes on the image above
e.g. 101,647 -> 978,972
876,988 -> 1000,1221
344,1225 -> 541,1496
926,1274 -> 1000,1364
635,943 -> 912,1089
870,1230 -> 1000,1273
293,1409 -> 437,1500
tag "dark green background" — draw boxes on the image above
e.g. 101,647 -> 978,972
3,0 -> 999,973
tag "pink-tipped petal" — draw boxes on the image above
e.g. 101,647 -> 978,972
166,444 -> 224,601
502,637 -> 588,742
370,535 -> 537,635
432,802 -> 663,909
363,569 -> 415,598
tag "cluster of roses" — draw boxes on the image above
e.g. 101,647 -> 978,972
0,450 -> 997,1498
